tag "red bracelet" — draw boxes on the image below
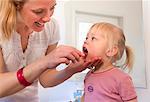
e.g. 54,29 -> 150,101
17,68 -> 32,86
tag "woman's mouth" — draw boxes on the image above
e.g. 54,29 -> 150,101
34,22 -> 44,27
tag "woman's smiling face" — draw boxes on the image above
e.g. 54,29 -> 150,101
17,0 -> 56,32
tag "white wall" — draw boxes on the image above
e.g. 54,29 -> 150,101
136,1 -> 150,102
52,1 -> 66,44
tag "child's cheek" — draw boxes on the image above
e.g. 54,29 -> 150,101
86,53 -> 94,60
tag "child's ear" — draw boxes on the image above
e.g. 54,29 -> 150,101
106,46 -> 118,57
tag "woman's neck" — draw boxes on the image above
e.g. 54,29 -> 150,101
16,23 -> 33,38
16,12 -> 33,37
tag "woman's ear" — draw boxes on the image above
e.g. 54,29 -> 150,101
106,46 -> 118,57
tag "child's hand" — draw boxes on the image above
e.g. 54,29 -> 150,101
66,56 -> 102,74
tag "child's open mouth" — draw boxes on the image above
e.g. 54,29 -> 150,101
82,46 -> 88,58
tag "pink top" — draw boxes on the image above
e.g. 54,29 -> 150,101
84,68 -> 137,102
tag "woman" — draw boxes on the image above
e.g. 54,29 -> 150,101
0,0 -> 100,101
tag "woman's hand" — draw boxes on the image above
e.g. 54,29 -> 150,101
65,56 -> 102,74
44,45 -> 85,69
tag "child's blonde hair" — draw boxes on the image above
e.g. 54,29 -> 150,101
89,22 -> 134,71
0,0 -> 26,41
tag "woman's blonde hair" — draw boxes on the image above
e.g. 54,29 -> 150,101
89,22 -> 134,71
0,0 -> 25,41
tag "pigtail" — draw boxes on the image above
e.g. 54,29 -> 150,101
0,0 -> 17,41
124,45 -> 134,72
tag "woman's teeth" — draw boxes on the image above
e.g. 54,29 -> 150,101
35,22 -> 44,27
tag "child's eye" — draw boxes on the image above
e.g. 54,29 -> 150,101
85,37 -> 88,40
92,37 -> 96,40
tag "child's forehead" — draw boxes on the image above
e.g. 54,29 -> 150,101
87,32 -> 97,37
88,28 -> 104,36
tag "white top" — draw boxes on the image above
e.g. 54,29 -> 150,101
0,18 -> 60,102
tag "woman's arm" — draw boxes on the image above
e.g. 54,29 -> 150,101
39,43 -> 74,87
0,48 -> 49,97
39,44 -> 100,87
0,44 -> 84,97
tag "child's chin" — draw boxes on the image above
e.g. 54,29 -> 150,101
85,56 -> 92,60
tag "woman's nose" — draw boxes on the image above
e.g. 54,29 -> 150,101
42,11 -> 53,22
42,15 -> 50,22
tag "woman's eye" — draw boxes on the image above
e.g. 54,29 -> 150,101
33,9 -> 44,14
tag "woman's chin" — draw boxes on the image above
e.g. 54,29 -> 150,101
33,26 -> 44,32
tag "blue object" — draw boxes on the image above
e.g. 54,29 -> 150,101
73,90 -> 83,102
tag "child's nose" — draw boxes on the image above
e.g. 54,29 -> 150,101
84,40 -> 88,44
